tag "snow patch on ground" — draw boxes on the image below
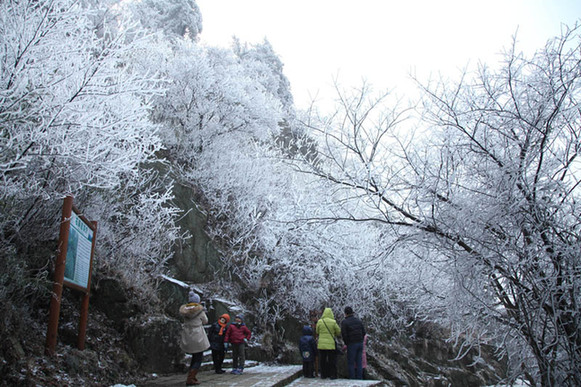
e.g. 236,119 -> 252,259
242,364 -> 301,374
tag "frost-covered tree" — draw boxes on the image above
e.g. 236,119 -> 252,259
0,0 -> 179,302
233,38 -> 294,113
124,0 -> 203,41
153,36 -> 415,332
1,1 -> 161,207
84,168 -> 182,302
293,26 -> 581,386
150,41 -> 283,166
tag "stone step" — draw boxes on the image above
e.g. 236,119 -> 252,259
199,359 -> 260,372
141,364 -> 386,386
142,364 -> 301,386
179,351 -> 259,373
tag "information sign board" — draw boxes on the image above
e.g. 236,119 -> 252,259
63,210 -> 94,290
46,196 -> 98,355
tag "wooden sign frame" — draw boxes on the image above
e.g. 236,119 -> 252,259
45,196 -> 98,355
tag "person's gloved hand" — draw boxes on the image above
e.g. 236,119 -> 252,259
224,342 -> 230,350
243,338 -> 248,344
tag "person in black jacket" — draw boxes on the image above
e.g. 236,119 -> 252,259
207,314 -> 230,374
340,306 -> 366,379
298,325 -> 317,378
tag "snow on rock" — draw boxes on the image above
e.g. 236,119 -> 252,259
160,274 -> 190,289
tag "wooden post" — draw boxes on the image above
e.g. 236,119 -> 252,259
45,195 -> 74,356
77,292 -> 90,350
77,220 -> 97,350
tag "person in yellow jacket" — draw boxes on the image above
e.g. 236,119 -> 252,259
316,307 -> 341,379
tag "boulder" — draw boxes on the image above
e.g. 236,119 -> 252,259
126,315 -> 182,373
91,277 -> 138,329
157,276 -> 190,319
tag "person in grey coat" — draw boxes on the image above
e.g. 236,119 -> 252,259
180,291 -> 210,385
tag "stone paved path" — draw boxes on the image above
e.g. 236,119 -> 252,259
140,364 -> 385,386
287,377 -> 385,386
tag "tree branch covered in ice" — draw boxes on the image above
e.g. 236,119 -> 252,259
291,26 -> 581,386
0,0 -> 181,300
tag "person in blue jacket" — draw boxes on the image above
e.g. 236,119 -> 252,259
299,325 -> 317,378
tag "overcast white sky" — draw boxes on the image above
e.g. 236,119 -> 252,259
196,1 -> 581,111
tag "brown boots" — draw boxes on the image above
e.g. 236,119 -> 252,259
186,369 -> 200,385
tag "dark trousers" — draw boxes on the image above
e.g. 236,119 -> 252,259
319,349 -> 337,379
302,360 -> 315,377
212,349 -> 225,371
346,342 -> 364,379
189,351 -> 203,370
232,343 -> 246,370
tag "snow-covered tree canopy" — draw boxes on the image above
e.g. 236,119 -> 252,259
290,25 -> 581,386
1,1 -> 579,385
0,0 -> 179,299
125,0 -> 203,40
0,0 -> 163,197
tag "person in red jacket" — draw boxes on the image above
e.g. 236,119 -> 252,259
224,315 -> 251,374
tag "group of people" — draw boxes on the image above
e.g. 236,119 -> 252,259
179,291 -> 251,386
178,291 -> 367,385
299,306 -> 367,380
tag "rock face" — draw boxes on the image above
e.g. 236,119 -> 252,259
366,324 -> 506,386
92,277 -> 139,329
170,182 -> 222,283
126,315 -> 182,374
157,276 -> 190,319
91,276 -> 183,373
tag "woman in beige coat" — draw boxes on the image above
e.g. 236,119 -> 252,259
180,291 -> 210,385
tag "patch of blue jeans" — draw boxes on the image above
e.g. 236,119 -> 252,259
346,341 -> 363,379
